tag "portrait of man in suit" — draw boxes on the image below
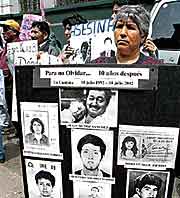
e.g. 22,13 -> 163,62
100,37 -> 115,57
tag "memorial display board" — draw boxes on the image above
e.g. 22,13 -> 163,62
15,64 -> 180,198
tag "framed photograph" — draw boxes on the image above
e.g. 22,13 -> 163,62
127,169 -> 170,198
60,88 -> 118,128
71,128 -> 114,179
117,125 -> 179,169
73,182 -> 111,198
25,159 -> 63,198
20,102 -> 62,159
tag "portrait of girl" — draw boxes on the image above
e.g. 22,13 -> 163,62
121,136 -> 138,159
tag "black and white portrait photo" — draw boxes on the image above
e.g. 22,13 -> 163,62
172,176 -> 180,198
118,135 -> 140,160
60,88 -> 118,127
73,182 -> 111,198
25,159 -> 63,198
20,102 -> 61,159
71,129 -> 114,178
25,117 -> 49,146
100,37 -> 115,58
127,169 -> 170,198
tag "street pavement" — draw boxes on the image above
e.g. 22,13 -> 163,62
0,134 -> 25,198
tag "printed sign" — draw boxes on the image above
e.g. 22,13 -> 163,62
33,66 -> 158,90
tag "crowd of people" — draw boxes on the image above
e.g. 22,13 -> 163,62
0,0 -> 162,164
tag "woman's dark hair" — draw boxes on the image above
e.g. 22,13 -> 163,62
35,170 -> 55,187
31,21 -> 50,38
30,117 -> 45,134
121,136 -> 138,157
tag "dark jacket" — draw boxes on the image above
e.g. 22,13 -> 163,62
91,53 -> 163,64
100,50 -> 115,57
39,39 -> 60,57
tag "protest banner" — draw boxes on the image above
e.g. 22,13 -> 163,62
70,18 -> 115,63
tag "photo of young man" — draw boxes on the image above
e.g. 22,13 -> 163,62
127,170 -> 170,198
71,129 -> 113,178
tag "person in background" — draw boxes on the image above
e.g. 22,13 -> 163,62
31,21 -> 60,57
0,19 -> 21,136
111,0 -> 158,57
92,5 -> 162,65
60,17 -> 75,63
60,15 -> 88,63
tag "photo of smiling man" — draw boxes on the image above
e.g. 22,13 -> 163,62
71,129 -> 113,178
60,89 -> 118,127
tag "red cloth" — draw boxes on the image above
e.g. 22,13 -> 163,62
0,37 -> 21,77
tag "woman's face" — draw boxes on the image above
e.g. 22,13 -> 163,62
32,121 -> 42,135
114,18 -> 143,56
125,141 -> 134,150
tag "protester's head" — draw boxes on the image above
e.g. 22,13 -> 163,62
30,118 -> 45,135
121,136 -> 138,157
86,89 -> 112,118
77,134 -> 106,170
62,18 -> 72,41
113,5 -> 150,57
31,21 -> 50,45
134,173 -> 162,198
0,19 -> 20,42
112,0 -> 140,21
112,0 -> 127,21
35,170 -> 55,197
